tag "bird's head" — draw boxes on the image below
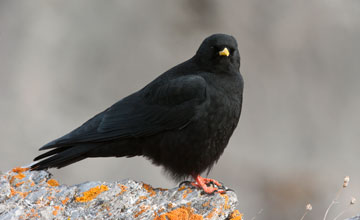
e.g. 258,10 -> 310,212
194,34 -> 240,73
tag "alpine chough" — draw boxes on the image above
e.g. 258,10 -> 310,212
32,33 -> 244,194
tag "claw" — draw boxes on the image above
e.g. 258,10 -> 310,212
178,180 -> 192,187
217,189 -> 226,194
203,178 -> 222,187
190,174 -> 226,194
215,181 -> 228,191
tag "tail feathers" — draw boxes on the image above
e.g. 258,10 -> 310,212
33,147 -> 71,161
31,144 -> 95,170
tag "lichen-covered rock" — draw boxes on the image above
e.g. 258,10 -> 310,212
0,167 -> 242,220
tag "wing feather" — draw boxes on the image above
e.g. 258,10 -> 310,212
40,75 -> 207,150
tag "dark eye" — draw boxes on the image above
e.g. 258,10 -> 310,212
229,48 -> 235,55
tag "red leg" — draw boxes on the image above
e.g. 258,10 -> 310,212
191,174 -> 225,194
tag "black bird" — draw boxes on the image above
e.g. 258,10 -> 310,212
32,33 -> 243,194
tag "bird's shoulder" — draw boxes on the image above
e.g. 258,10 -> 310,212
140,63 -> 208,106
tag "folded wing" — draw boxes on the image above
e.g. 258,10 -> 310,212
40,75 -> 208,150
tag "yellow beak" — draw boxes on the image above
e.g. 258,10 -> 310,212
219,47 -> 230,57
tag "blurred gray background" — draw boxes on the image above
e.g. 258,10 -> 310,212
1,0 -> 360,219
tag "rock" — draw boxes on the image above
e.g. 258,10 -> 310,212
347,216 -> 360,220
0,167 -> 242,220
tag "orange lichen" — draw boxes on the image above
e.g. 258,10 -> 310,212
153,206 -> 203,220
10,187 -> 30,198
156,187 -> 168,192
62,197 -> 70,205
134,205 -> 148,218
157,208 -> 165,215
30,181 -> 35,186
205,208 -> 217,219
75,185 -> 109,202
15,173 -> 25,179
15,181 -> 25,187
229,210 -> 242,220
10,188 -> 18,196
53,206 -> 60,215
168,203 -> 174,209
182,188 -> 192,199
12,167 -> 29,173
153,211 -> 160,218
202,201 -> 210,207
177,185 -> 186,191
118,184 -> 127,194
221,194 -> 230,209
143,183 -> 156,196
48,196 -> 53,201
9,168 -> 27,185
9,176 -> 15,185
22,191 -> 30,198
136,196 -> 148,204
25,210 -> 40,219
47,179 -> 59,187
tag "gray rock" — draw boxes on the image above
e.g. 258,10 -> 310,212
347,216 -> 360,220
0,167 -> 242,220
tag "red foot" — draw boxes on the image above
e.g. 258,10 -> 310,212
191,174 -> 225,194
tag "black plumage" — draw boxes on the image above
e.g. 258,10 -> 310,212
32,33 -> 243,193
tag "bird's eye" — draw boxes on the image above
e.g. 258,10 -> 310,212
229,48 -> 235,55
